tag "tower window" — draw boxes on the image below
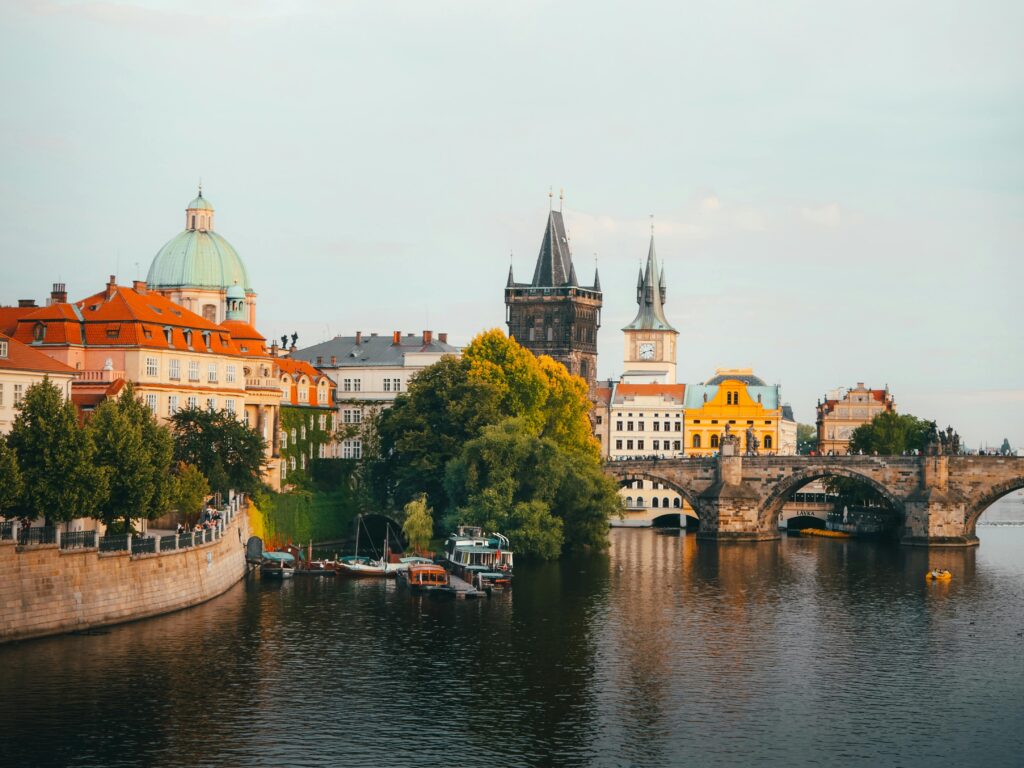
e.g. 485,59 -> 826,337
191,215 -> 196,229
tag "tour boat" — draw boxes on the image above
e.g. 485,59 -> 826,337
443,526 -> 513,587
260,550 -> 296,578
926,569 -> 953,581
396,562 -> 450,593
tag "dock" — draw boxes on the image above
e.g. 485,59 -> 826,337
443,573 -> 487,599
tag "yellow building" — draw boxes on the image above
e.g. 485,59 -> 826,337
683,368 -> 796,456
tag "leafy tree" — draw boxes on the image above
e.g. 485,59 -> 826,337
0,436 -> 23,517
90,383 -> 175,532
7,378 -> 108,526
444,418 -> 613,558
173,462 -> 210,525
848,412 -> 932,456
797,423 -> 818,455
376,356 -> 502,514
170,407 -> 266,496
401,494 -> 434,553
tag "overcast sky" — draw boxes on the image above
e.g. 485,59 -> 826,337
1,1 -> 1021,447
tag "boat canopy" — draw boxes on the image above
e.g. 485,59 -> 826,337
263,551 -> 296,563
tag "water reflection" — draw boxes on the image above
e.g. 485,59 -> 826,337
1,510 -> 1022,767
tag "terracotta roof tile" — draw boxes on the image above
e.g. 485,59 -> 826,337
0,333 -> 77,375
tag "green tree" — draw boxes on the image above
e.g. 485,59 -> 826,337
0,436 -> 23,517
173,462 -> 210,524
848,411 -> 932,455
401,494 -> 434,553
797,423 -> 818,455
90,383 -> 175,532
376,355 -> 502,514
7,378 -> 108,527
170,407 -> 266,496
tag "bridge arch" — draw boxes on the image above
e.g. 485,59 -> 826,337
964,476 -> 1024,534
757,467 -> 905,530
611,470 -> 704,518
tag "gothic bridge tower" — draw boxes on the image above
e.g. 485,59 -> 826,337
505,204 -> 602,386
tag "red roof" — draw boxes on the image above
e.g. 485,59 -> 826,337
277,356 -> 334,406
615,384 -> 686,400
0,333 -> 77,375
0,306 -> 38,336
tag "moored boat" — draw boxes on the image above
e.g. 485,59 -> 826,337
396,562 -> 450,593
260,550 -> 296,578
926,569 -> 953,581
443,526 -> 513,588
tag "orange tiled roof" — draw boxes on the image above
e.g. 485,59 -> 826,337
219,320 -> 268,356
615,384 -> 686,400
0,333 -> 77,375
0,306 -> 38,335
277,356 -> 334,406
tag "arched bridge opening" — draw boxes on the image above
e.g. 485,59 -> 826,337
966,478 -> 1024,536
613,471 -> 704,523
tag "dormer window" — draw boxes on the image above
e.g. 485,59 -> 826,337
32,322 -> 46,342
0,339 -> 7,358
163,326 -> 173,345
183,329 -> 193,347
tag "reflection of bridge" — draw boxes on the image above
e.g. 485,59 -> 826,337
604,454 -> 1024,546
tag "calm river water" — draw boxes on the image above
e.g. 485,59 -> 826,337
2,496 -> 1023,767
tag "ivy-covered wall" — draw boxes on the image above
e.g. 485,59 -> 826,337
250,488 -> 359,548
280,405 -> 335,487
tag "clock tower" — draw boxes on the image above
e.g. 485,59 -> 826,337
622,235 -> 678,383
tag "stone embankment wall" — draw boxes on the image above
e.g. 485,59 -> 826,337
0,511 -> 249,644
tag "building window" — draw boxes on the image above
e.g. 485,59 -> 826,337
764,435 -> 773,450
353,378 -> 361,392
298,384 -> 309,403
673,498 -> 681,508
674,422 -> 681,432
169,359 -> 180,380
692,434 -> 701,448
226,364 -> 236,384
14,384 -> 24,405
188,360 -> 200,381
0,340 -> 7,358
202,304 -> 216,322
653,440 -> 660,450
637,440 -> 645,451
300,454 -> 306,470
627,421 -> 634,431
243,410 -> 250,426
383,378 -> 391,393
290,456 -> 297,470
0,383 -> 5,406
207,363 -> 218,383
291,428 -> 297,443
225,399 -> 235,414
319,414 -> 327,430
710,434 -> 719,448
168,395 -> 179,415
146,394 -> 158,415
206,397 -> 216,411
343,378 -> 352,392
626,440 -> 634,450
653,422 -> 660,431
145,357 -> 158,377
664,421 -> 670,431
596,415 -> 602,425
615,439 -> 622,450
626,496 -> 633,508
638,421 -> 645,431
393,378 -> 401,392
186,395 -> 198,410
281,462 -> 287,481
281,430 -> 288,449
616,421 -> 623,431
301,425 -> 306,440
318,385 -> 328,404
342,439 -> 362,459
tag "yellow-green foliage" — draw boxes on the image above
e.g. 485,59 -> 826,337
402,494 -> 433,553
251,489 -> 358,547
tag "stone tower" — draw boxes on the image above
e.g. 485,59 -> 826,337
505,207 -> 602,386
621,234 -> 678,383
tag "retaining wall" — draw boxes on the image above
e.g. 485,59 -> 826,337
0,511 -> 249,644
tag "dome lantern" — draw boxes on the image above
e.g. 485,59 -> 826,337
186,186 -> 215,232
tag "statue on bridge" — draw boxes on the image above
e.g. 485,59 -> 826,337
720,423 -> 741,455
925,421 -> 961,456
745,425 -> 760,456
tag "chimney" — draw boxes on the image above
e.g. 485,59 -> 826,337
330,355 -> 337,366
106,275 -> 117,299
132,280 -> 147,295
355,331 -> 362,345
438,332 -> 448,344
392,331 -> 401,345
423,330 -> 432,344
17,299 -> 37,308
856,382 -> 865,389
50,283 -> 67,305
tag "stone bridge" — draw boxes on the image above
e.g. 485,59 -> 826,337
604,452 -> 1024,546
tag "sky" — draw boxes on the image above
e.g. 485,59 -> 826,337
1,0 -> 1021,447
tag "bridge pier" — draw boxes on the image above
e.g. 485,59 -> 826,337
696,451 -> 780,542
901,456 -> 977,547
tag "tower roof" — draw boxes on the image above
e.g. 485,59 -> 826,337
623,235 -> 676,332
530,210 -> 577,287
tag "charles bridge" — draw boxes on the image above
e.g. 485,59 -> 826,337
604,451 -> 1024,546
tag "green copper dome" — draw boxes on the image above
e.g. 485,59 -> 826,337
147,192 -> 252,291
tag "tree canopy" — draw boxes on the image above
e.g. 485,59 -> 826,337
7,378 -> 108,525
848,412 -> 932,455
0,436 -> 23,517
377,330 -> 617,557
797,423 -> 818,455
90,383 -> 175,532
401,494 -> 433,554
170,407 -> 266,496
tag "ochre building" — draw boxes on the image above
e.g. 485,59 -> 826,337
816,383 -> 895,455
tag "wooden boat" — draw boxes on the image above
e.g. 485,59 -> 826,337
396,562 -> 450,593
260,550 -> 296,578
443,526 -> 513,587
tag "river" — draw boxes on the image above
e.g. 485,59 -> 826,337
2,495 -> 1023,767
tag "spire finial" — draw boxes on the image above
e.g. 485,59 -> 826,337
548,186 -> 553,210
650,213 -> 654,235
559,188 -> 564,212
198,178 -> 203,197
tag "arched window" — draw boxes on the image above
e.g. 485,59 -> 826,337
652,497 -> 659,508
191,215 -> 196,229
673,498 -> 681,508
202,304 -> 216,322
711,434 -> 720,448
692,434 -> 701,448
663,497 -> 669,508
626,496 -> 633,508
764,435 -> 773,449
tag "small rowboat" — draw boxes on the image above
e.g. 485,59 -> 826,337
926,569 -> 953,581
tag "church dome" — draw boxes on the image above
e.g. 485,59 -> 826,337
146,191 -> 252,291
705,371 -> 766,386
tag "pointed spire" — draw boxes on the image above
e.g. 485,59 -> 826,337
624,233 -> 675,332
593,267 -> 601,291
530,208 -> 576,288
507,263 -> 515,288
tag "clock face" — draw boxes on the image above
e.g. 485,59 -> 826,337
639,342 -> 655,360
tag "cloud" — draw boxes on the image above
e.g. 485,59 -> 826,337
800,202 -> 843,227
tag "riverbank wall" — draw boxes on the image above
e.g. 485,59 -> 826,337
0,507 -> 249,644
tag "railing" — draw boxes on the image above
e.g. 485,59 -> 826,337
99,534 -> 130,553
245,376 -> 280,389
159,534 -> 179,552
60,530 -> 97,550
132,536 -> 156,555
77,369 -> 125,383
1,521 -> 13,541
22,526 -> 56,546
